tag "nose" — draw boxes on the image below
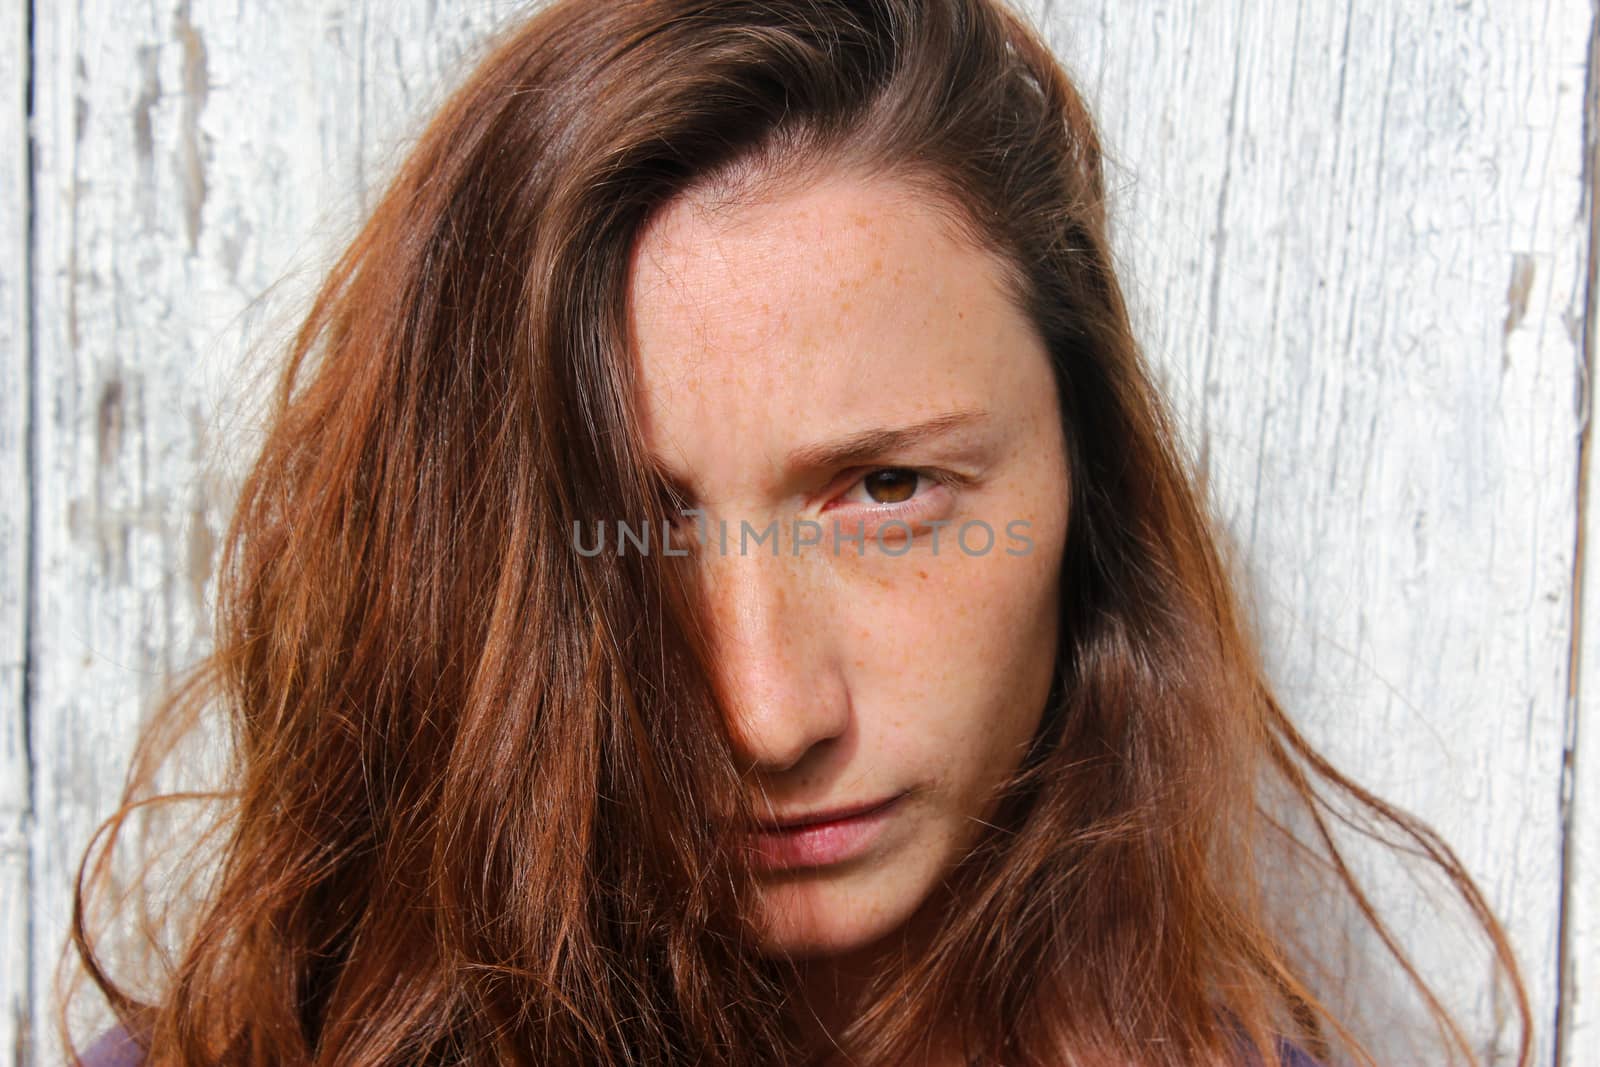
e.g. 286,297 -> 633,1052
699,547 -> 851,774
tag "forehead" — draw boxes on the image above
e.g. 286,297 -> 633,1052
625,167 -> 1044,495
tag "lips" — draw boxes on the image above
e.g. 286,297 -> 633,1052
753,794 -> 902,832
739,792 -> 906,870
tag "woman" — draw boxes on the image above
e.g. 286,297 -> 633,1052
68,0 -> 1531,1064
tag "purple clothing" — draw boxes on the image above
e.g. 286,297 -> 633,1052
76,1025 -> 145,1067
1277,1037 -> 1325,1067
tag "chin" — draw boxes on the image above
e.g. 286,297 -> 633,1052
749,863 -> 936,960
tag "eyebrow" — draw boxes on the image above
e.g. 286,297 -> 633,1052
785,407 -> 992,472
649,407 -> 993,503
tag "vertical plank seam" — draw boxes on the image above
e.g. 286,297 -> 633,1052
15,0 -> 35,1058
1194,0 -> 1248,497
356,0 -> 369,213
1555,4 -> 1600,1065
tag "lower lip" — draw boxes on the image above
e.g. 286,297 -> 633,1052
741,795 -> 905,871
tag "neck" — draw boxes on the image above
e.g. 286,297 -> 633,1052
785,885 -> 963,1064
791,941 -> 891,1054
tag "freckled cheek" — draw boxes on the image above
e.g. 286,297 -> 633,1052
919,538 -> 1062,639
833,591 -> 958,765
836,556 -> 1058,767
943,566 -> 1058,726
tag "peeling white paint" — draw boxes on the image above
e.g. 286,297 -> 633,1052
1,0 -> 32,1062
1032,0 -> 1591,1062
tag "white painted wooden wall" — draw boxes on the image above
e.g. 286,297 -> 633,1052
0,1 -> 1592,1064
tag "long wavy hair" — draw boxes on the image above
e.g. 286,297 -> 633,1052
66,1 -> 1532,1064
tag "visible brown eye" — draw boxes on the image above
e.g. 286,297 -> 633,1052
862,468 -> 920,504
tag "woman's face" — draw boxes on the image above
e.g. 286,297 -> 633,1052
627,165 -> 1070,958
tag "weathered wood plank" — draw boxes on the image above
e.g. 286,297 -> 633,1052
23,2 -> 508,1062
1566,398 -> 1597,1048
2,4 -> 32,1067
1033,0 -> 1588,1062
29,2 -> 219,1057
1561,16 -> 1598,1062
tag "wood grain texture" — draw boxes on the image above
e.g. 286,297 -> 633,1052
3,5 -> 32,1067
1028,0 -> 1591,1062
1561,13 -> 1600,1065
24,2 -> 509,1062
8,0 -> 1592,1064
